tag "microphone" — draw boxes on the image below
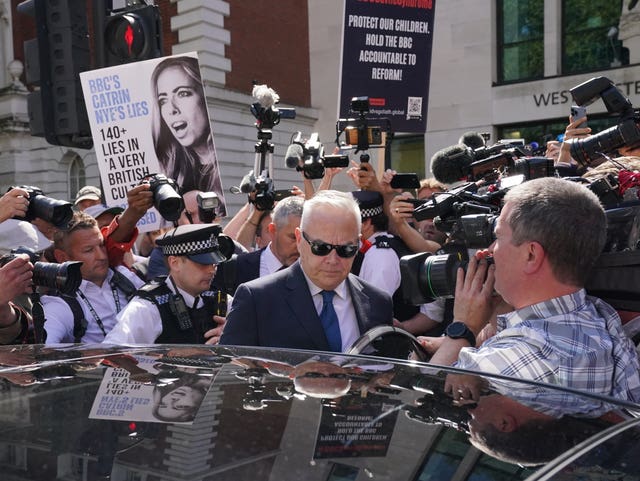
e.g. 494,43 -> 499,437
239,171 -> 257,194
285,142 -> 304,169
458,131 -> 486,150
430,144 -> 474,184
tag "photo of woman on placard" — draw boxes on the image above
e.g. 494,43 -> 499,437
150,55 -> 227,217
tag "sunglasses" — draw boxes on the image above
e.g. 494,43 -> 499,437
301,231 -> 358,258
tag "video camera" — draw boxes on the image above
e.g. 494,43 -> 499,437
250,83 -> 296,130
285,132 -> 350,180
567,76 -> 640,166
430,140 -> 555,186
336,96 -> 392,154
0,246 -> 82,295
9,186 -> 74,229
232,84 -> 296,212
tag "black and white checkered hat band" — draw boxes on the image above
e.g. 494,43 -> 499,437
161,236 -> 220,256
360,205 -> 384,218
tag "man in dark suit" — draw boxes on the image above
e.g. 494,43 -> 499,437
220,190 -> 393,352
213,196 -> 303,294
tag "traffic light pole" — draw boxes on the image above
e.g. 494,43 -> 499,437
94,0 -> 112,68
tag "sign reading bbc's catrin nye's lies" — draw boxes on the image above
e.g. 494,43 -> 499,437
80,52 -> 227,231
339,0 -> 436,134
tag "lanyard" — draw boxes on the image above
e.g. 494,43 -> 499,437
76,283 -> 122,337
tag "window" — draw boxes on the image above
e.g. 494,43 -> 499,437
497,0 -> 544,83
68,154 -> 86,201
562,0 -> 627,74
390,135 -> 426,178
498,115 -> 620,151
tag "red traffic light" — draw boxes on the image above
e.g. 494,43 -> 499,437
103,5 -> 162,66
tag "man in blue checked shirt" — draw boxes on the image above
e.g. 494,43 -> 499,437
428,177 -> 640,410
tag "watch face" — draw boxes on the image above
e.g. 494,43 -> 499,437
447,322 -> 466,337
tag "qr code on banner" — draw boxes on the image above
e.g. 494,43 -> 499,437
407,97 -> 422,119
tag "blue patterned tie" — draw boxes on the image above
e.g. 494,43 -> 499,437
320,290 -> 342,352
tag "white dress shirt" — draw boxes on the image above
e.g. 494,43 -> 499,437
259,242 -> 283,277
104,276 -> 202,345
43,266 -> 144,344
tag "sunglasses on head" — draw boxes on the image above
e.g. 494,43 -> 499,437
301,231 -> 358,258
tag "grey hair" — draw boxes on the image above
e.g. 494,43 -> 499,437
503,177 -> 606,286
272,195 -> 304,229
300,190 -> 361,233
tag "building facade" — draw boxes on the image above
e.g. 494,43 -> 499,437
1,0 -> 639,215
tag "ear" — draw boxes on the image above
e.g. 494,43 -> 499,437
166,255 -> 180,270
498,414 -> 518,433
295,227 -> 302,243
267,223 -> 276,235
54,248 -> 69,263
523,241 -> 545,275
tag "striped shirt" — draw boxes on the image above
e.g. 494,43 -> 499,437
455,289 -> 640,416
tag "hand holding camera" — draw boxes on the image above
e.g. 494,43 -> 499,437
0,254 -> 33,304
0,187 -> 30,223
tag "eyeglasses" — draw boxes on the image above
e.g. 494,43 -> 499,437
301,231 -> 358,258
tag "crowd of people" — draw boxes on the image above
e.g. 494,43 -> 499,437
1,109 -> 640,415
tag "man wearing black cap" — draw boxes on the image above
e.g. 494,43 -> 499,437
350,191 -> 418,322
104,224 -> 231,345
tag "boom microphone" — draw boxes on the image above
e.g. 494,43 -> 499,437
285,142 -> 304,169
430,144 -> 474,184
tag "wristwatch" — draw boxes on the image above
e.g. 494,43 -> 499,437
445,321 -> 476,346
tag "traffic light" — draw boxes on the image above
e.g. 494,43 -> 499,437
103,4 -> 163,66
18,0 -> 93,149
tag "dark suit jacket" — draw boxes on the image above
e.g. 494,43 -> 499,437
220,261 -> 393,351
212,248 -> 264,295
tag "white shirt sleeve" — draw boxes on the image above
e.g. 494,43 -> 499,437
42,295 -> 75,344
419,298 -> 445,323
358,245 -> 401,296
103,297 -> 164,345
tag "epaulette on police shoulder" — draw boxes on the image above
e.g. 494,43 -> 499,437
136,277 -> 173,306
374,235 -> 393,249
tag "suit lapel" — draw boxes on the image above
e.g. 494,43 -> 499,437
347,274 -> 371,333
284,263 -> 329,350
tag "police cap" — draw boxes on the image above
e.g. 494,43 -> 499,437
351,190 -> 384,219
156,224 -> 228,265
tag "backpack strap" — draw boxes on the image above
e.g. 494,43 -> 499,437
59,294 -> 87,343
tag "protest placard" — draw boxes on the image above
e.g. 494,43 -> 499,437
80,52 -> 227,231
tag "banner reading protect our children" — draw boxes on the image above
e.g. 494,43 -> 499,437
339,0 -> 436,134
80,52 -> 227,231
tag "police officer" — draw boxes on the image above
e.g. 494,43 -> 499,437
104,224 -> 232,345
350,190 -> 418,322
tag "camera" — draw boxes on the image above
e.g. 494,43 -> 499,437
9,186 -> 74,229
250,83 -> 296,130
141,174 -> 184,222
400,233 -> 496,305
197,192 -> 219,223
567,76 -> 640,166
285,132 -> 350,180
401,182 -> 503,305
0,247 -> 82,295
336,96 -> 391,153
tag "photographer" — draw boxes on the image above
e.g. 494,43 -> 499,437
429,177 -> 640,405
42,210 -> 146,344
